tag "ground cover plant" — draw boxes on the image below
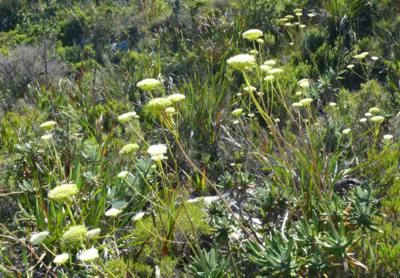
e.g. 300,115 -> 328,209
1,0 -> 400,277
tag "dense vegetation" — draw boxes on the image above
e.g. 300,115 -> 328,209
1,0 -> 400,276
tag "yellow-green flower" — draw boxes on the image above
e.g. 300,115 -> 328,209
342,128 -> 351,135
119,143 -> 139,155
53,253 -> 69,265
137,78 -> 161,91
167,93 -> 185,103
353,52 -> 369,60
370,115 -> 384,124
77,248 -> 99,263
227,54 -> 256,71
61,225 -> 88,247
118,111 -> 137,123
298,79 -> 310,88
300,98 -> 313,106
147,144 -> 168,162
231,108 -> 243,117
368,107 -> 380,114
30,231 -> 49,245
147,97 -> 173,111
242,29 -> 263,41
48,183 -> 78,203
40,121 -> 57,130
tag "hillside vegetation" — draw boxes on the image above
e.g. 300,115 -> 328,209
1,0 -> 400,277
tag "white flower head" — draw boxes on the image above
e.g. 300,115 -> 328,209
105,208 -> 122,217
242,29 -> 263,41
41,134 -> 53,141
329,102 -> 337,107
119,143 -> 139,155
40,121 -> 57,130
87,228 -> 101,239
147,144 -> 168,162
298,79 -> 310,88
342,128 -> 351,135
132,211 -> 146,222
269,68 -> 283,75
292,102 -> 303,108
359,118 -> 367,123
137,78 -> 162,91
77,248 -> 99,263
370,115 -> 384,124
347,64 -> 355,69
117,171 -> 130,179
231,108 -> 243,117
264,59 -> 277,66
353,52 -> 369,60
53,253 -> 69,265
300,98 -> 313,106
227,54 -> 256,71
167,93 -> 186,103
30,231 -> 49,245
383,134 -> 393,142
118,112 -> 137,124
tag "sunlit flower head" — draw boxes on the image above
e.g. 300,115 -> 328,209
329,102 -> 337,107
256,38 -> 265,44
269,68 -> 283,75
260,65 -> 272,72
132,211 -> 146,222
61,225 -> 88,247
118,111 -> 137,123
292,102 -> 303,108
285,15 -> 294,20
227,54 -> 256,71
53,253 -> 69,265
147,144 -> 168,162
242,29 -> 263,41
264,75 -> 274,82
40,121 -> 57,130
167,93 -> 186,103
77,248 -> 99,263
147,97 -> 173,111
368,107 -> 380,114
353,52 -> 369,60
359,118 -> 367,123
136,78 -> 162,91
371,56 -> 379,61
41,134 -> 53,141
105,207 -> 122,217
296,12 -> 302,17
383,134 -> 393,142
231,108 -> 243,117
48,183 -> 79,203
300,98 -> 313,106
264,59 -> 277,66
119,143 -> 139,155
298,79 -> 310,88
117,170 -> 130,179
365,112 -> 372,118
293,8 -> 302,13
165,107 -> 176,114
87,228 -> 101,239
248,113 -> 255,118
250,50 -> 259,55
244,86 -> 256,92
307,13 -> 316,18
342,128 -> 351,135
347,64 -> 355,69
299,24 -> 306,29
295,91 -> 303,96
370,115 -> 384,124
284,23 -> 294,27
30,231 -> 49,245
